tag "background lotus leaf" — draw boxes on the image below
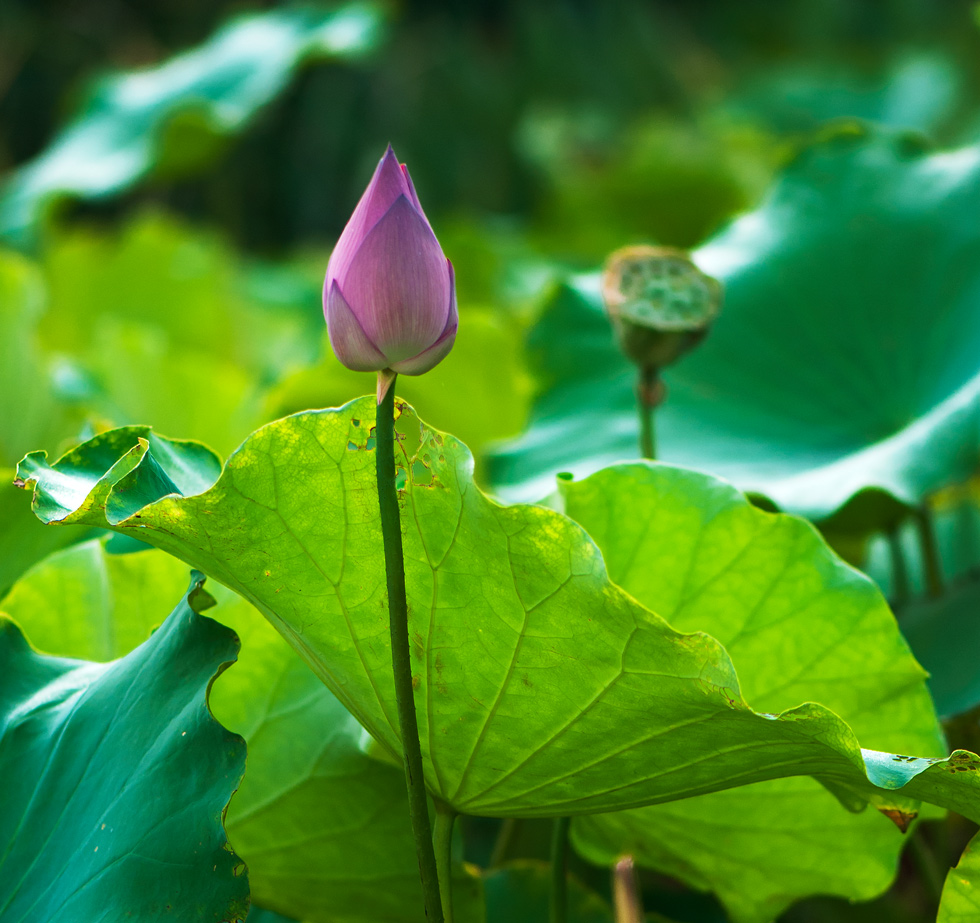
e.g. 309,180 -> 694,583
0,3 -> 385,247
488,129 -> 980,536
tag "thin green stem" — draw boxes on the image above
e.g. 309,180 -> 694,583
914,507 -> 944,599
434,801 -> 457,923
550,816 -> 571,923
638,398 -> 655,461
489,817 -> 518,868
908,826 -> 944,909
886,528 -> 911,609
636,366 -> 657,461
376,374 -> 444,923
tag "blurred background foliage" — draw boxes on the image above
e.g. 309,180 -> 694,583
6,1 -> 980,921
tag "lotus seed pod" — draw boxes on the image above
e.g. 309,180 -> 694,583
601,245 -> 722,371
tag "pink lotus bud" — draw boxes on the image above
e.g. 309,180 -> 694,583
324,145 -> 457,377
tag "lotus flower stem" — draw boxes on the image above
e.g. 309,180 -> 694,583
550,816 -> 571,923
376,374 -> 444,923
433,801 -> 457,923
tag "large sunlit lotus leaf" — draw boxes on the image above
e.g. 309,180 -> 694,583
0,4 -> 385,246
488,130 -> 980,532
210,583 -> 486,923
3,538 -> 483,923
0,573 -> 247,921
556,464 -> 941,923
939,828 -> 980,922
16,398 -> 980,822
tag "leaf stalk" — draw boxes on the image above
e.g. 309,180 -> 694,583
434,801 -> 457,923
550,816 -> 571,923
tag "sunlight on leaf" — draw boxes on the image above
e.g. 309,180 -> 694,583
16,398 -> 980,830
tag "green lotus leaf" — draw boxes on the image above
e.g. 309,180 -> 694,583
4,537 -> 484,923
488,129 -> 980,532
245,909 -> 298,923
35,213 -> 326,458
939,828 -> 980,922
899,574 -> 980,720
210,579 -> 486,923
557,462 -> 944,922
0,4 -> 385,247
0,251 -> 79,467
15,398 -> 980,822
0,474 -> 95,600
0,571 -> 247,922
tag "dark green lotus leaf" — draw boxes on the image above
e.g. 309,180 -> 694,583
0,572 -> 247,922
899,574 -> 980,720
0,4 -> 384,246
245,909 -> 298,923
558,461 -> 943,922
15,398 -> 980,822
729,53 -> 961,137
489,129 -> 980,532
4,538 -> 483,923
939,829 -> 980,922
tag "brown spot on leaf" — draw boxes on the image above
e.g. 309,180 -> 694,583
879,807 -> 917,833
